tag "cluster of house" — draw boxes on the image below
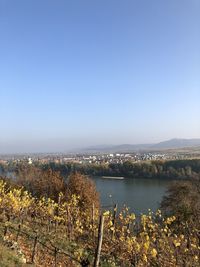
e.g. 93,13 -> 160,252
0,151 -> 194,166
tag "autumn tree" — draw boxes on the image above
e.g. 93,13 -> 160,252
67,172 -> 100,211
161,177 -> 200,226
15,165 -> 67,201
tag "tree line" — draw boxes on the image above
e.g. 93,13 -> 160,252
1,159 -> 200,180
37,159 -> 200,179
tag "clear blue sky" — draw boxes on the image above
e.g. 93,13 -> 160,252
0,0 -> 200,153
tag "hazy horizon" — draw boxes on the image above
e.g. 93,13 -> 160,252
1,1 -> 200,153
1,137 -> 200,154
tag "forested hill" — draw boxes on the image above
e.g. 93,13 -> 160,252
79,138 -> 200,153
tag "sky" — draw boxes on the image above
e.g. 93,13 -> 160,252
0,0 -> 200,153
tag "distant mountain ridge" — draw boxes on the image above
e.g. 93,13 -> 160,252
78,138 -> 200,153
151,138 -> 200,149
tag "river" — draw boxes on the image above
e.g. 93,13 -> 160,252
92,177 -> 172,215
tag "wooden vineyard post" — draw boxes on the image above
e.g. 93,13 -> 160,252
112,204 -> 117,239
92,203 -> 95,238
54,247 -> 58,267
16,224 -> 21,241
93,214 -> 105,267
67,206 -> 72,241
112,204 -> 117,226
48,218 -> 51,232
31,235 -> 38,263
4,224 -> 8,237
55,193 -> 61,233
4,216 -> 10,237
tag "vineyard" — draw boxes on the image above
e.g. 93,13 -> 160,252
0,179 -> 199,267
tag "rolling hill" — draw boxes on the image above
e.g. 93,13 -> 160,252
78,138 -> 200,153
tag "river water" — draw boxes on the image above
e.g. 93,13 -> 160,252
92,177 -> 172,215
